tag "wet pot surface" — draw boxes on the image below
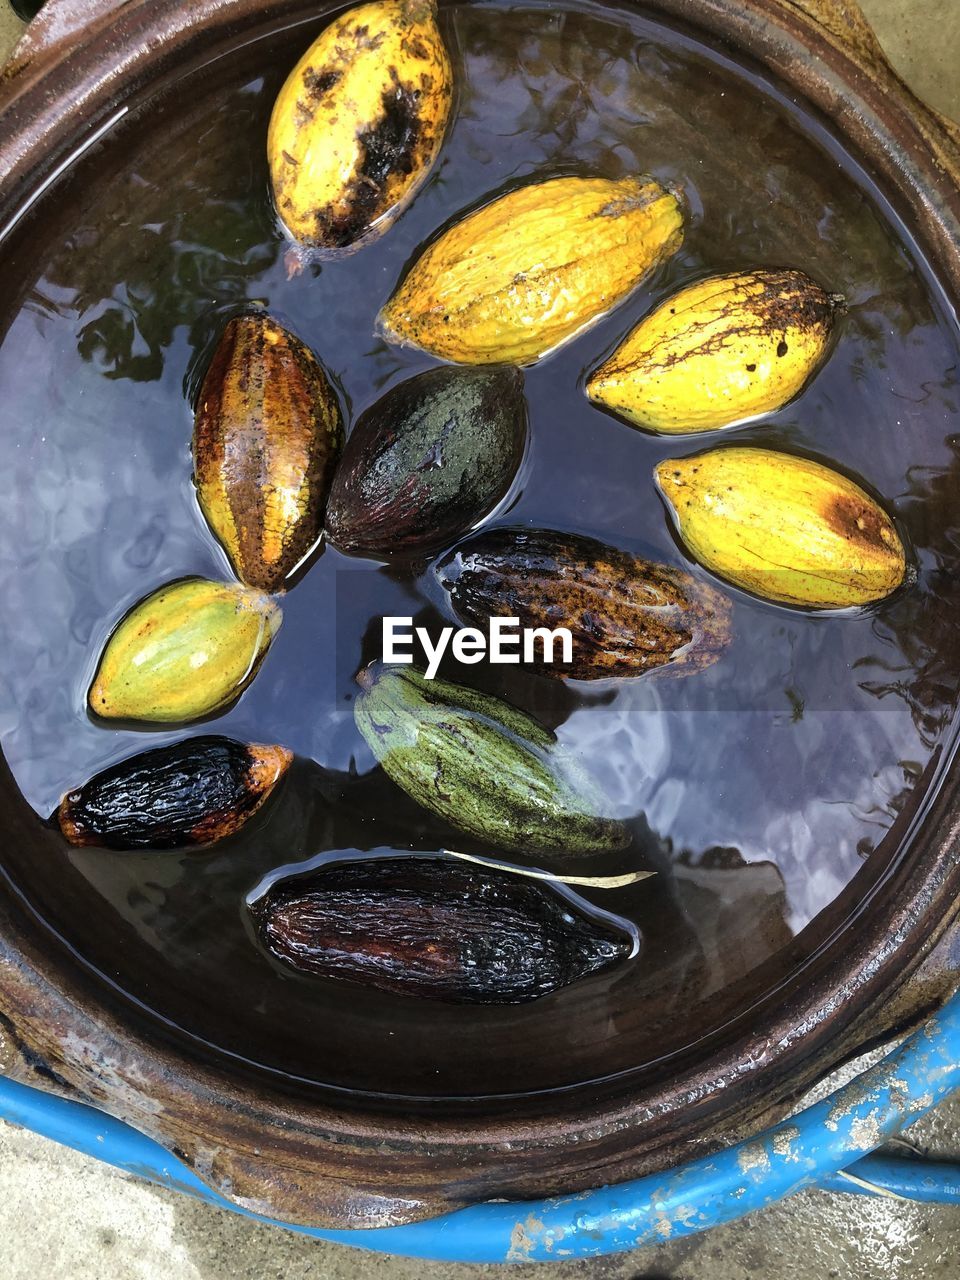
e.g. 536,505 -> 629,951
1,0 -> 960,1109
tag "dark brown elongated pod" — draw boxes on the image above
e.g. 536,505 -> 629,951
253,857 -> 631,1003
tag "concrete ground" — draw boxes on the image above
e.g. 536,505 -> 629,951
2,1 -> 960,1277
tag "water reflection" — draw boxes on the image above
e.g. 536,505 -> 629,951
34,77 -> 280,384
857,434 -> 960,749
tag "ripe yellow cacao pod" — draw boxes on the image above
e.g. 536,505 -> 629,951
379,174 -> 684,365
588,269 -> 844,434
268,0 -> 452,250
655,447 -> 906,609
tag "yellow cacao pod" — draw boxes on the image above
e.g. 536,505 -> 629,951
588,269 -> 844,434
655,447 -> 906,609
379,174 -> 684,365
268,0 -> 452,250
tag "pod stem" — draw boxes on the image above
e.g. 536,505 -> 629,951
443,848 -> 655,890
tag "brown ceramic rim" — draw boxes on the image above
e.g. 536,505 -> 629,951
1,0 -> 960,1229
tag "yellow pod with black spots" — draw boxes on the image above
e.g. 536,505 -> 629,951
193,314 -> 343,593
268,0 -> 453,251
654,447 -> 906,610
88,578 -> 282,724
587,269 -> 844,434
378,174 -> 684,365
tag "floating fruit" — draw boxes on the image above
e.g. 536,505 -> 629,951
354,664 -> 627,855
587,269 -> 844,433
268,0 -> 453,250
436,527 -> 731,679
253,857 -> 631,1003
325,366 -> 526,558
193,313 -> 343,592
88,578 -> 282,723
59,736 -> 292,850
655,448 -> 906,609
379,174 -> 684,365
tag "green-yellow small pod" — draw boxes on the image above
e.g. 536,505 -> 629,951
88,578 -> 282,724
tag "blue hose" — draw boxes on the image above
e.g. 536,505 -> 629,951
820,1157 -> 960,1202
3,989 -> 960,1262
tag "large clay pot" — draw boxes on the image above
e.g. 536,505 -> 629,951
0,0 -> 959,1231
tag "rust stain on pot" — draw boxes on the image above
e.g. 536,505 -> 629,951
0,1019 -> 15,1074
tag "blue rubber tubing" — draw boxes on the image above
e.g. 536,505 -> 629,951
820,1157 -> 960,1202
3,988 -> 960,1262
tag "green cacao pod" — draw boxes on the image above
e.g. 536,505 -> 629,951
353,663 -> 627,856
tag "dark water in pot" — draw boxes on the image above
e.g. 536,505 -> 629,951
0,0 -> 959,1101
